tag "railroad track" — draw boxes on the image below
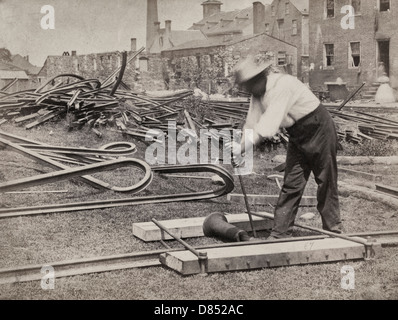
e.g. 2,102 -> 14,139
1,230 -> 397,285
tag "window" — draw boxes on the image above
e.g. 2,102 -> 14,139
271,5 -> 275,16
209,54 -> 214,64
349,42 -> 361,68
139,57 -> 148,72
278,52 -> 287,66
324,44 -> 334,67
278,19 -> 284,39
265,23 -> 270,34
351,0 -> 361,14
285,2 -> 290,15
326,0 -> 335,18
196,55 -> 201,69
379,0 -> 390,11
292,20 -> 297,35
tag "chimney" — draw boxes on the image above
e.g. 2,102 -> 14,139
25,55 -> 29,62
165,20 -> 171,37
146,0 -> 159,52
130,38 -> 137,52
253,2 -> 266,34
71,50 -> 77,56
202,0 -> 222,20
154,21 -> 161,33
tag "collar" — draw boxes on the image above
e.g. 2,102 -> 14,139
266,72 -> 285,92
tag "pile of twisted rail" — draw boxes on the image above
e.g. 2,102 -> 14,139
0,130 -> 234,219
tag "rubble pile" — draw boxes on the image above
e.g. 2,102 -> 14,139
1,66 -> 397,146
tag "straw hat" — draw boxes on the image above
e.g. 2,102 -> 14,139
234,55 -> 273,85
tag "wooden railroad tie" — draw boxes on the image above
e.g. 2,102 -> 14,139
132,214 -> 273,242
160,237 -> 380,276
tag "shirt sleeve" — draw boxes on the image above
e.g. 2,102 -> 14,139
254,76 -> 295,138
243,96 -> 262,132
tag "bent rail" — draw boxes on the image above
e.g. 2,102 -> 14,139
0,164 -> 235,219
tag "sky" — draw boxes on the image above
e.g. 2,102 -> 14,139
0,0 -> 271,67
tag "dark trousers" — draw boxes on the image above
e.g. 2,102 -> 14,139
270,105 -> 343,238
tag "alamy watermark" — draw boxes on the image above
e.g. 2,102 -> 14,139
144,122 -> 254,176
341,265 -> 355,290
40,5 -> 55,30
340,5 -> 356,30
41,265 -> 55,290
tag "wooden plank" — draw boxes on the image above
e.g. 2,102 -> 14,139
160,238 -> 369,275
227,194 -> 317,207
376,184 -> 398,198
14,112 -> 40,123
25,110 -> 63,129
132,214 -> 273,242
339,167 -> 383,183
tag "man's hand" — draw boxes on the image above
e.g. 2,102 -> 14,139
226,141 -> 245,167
225,141 -> 242,157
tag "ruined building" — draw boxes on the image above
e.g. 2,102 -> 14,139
309,0 -> 398,98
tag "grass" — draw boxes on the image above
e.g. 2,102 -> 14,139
0,116 -> 398,300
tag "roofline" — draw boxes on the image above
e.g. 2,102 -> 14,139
161,32 -> 297,53
161,43 -> 225,54
205,30 -> 243,36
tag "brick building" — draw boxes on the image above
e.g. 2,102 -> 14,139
37,40 -> 166,91
258,0 -> 310,83
161,33 -> 297,93
36,0 -> 298,94
309,0 -> 398,95
190,2 -> 258,41
146,0 -> 207,54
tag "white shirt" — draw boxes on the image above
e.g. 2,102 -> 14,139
243,73 -> 320,141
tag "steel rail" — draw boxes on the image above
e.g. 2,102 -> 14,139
0,78 -> 18,92
0,89 -> 36,102
35,79 -> 102,105
102,47 -> 145,87
0,130 -> 139,158
0,164 -> 235,219
252,212 -> 370,246
110,51 -> 127,96
18,142 -> 137,156
151,218 -> 208,274
34,74 -> 86,94
0,135 -> 148,192
0,158 -> 152,193
1,230 -> 397,284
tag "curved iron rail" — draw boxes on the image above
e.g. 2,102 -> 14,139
0,158 -> 152,194
35,79 -> 102,105
34,74 -> 86,94
0,164 -> 235,219
18,142 -> 137,156
0,134 -> 144,192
